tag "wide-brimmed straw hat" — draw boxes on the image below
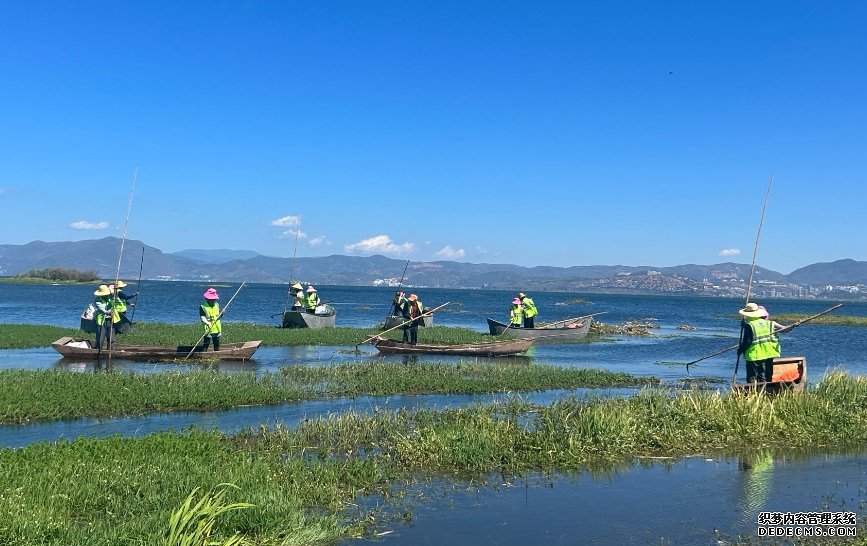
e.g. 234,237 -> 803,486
518,292 -> 526,298
291,282 -> 303,290
115,280 -> 128,288
408,294 -> 418,301
94,284 -> 111,296
307,285 -> 317,292
512,297 -> 521,304
203,288 -> 220,300
739,302 -> 765,318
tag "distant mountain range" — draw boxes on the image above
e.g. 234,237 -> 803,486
1,237 -> 866,290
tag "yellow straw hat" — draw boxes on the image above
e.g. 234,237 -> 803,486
94,284 -> 111,296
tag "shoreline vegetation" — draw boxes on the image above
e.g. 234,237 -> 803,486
0,267 -> 100,284
0,365 -> 658,424
1,371 -> 865,544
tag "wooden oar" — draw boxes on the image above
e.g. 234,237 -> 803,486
358,302 -> 449,349
185,281 -> 246,359
682,303 -> 843,373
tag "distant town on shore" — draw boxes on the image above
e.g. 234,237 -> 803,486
2,237 -> 865,301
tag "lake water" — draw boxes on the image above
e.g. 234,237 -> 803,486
1,282 -> 865,543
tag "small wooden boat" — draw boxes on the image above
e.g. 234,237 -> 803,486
372,336 -> 534,356
281,304 -> 336,329
732,356 -> 807,394
51,337 -> 261,361
486,316 -> 593,341
383,313 -> 433,329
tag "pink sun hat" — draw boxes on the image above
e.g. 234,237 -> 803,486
203,288 -> 220,300
512,297 -> 521,304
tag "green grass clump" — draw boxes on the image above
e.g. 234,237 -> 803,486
0,364 -> 655,424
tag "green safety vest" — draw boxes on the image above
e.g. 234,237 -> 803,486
404,300 -> 424,319
521,297 -> 537,318
201,302 -> 222,334
304,292 -> 319,309
745,318 -> 780,361
95,296 -> 120,325
113,292 -> 127,314
510,304 -> 523,326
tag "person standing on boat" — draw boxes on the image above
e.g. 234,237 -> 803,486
303,285 -> 321,314
108,280 -> 137,334
737,302 -> 785,384
92,284 -> 117,350
518,292 -> 537,328
289,282 -> 304,310
199,288 -> 222,351
401,293 -> 424,344
391,291 -> 406,318
510,297 -> 524,328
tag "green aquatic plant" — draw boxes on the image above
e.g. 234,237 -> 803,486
164,484 -> 253,546
0,364 -> 656,424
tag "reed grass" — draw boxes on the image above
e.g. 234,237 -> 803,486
2,372 -> 866,544
0,364 -> 655,424
0,322 -> 494,349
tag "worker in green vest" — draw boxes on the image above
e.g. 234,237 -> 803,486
303,285 -> 321,314
737,302 -> 786,384
199,288 -> 222,351
509,297 -> 524,328
401,293 -> 424,344
92,284 -> 119,350
518,292 -> 538,328
108,280 -> 137,334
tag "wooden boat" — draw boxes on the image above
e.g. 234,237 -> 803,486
383,313 -> 433,329
732,356 -> 807,394
281,304 -> 336,329
51,337 -> 261,361
486,316 -> 593,341
372,336 -> 534,356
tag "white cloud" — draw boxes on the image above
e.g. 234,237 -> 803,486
308,235 -> 328,248
475,245 -> 489,256
70,220 -> 110,230
279,229 -> 307,240
434,245 -> 465,259
718,248 -> 742,257
270,215 -> 301,227
344,235 -> 414,256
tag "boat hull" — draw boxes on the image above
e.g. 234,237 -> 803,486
281,306 -> 336,329
372,337 -> 533,356
51,337 -> 261,361
486,317 -> 593,341
732,356 -> 807,394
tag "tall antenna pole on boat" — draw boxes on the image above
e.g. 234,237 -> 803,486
282,216 -> 302,314
744,173 -> 774,306
107,167 -> 138,367
732,172 -> 774,387
382,259 -> 410,326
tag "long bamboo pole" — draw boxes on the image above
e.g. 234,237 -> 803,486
105,168 -> 138,366
185,281 -> 246,359
683,303 -> 843,373
360,302 -> 449,348
383,260 -> 411,325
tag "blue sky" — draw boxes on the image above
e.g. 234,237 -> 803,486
1,1 -> 864,274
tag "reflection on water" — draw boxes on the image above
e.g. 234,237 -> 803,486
344,449 -> 866,545
739,450 -> 775,517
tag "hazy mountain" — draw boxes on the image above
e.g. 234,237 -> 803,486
1,238 -> 864,289
171,249 -> 262,263
787,259 -> 867,285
